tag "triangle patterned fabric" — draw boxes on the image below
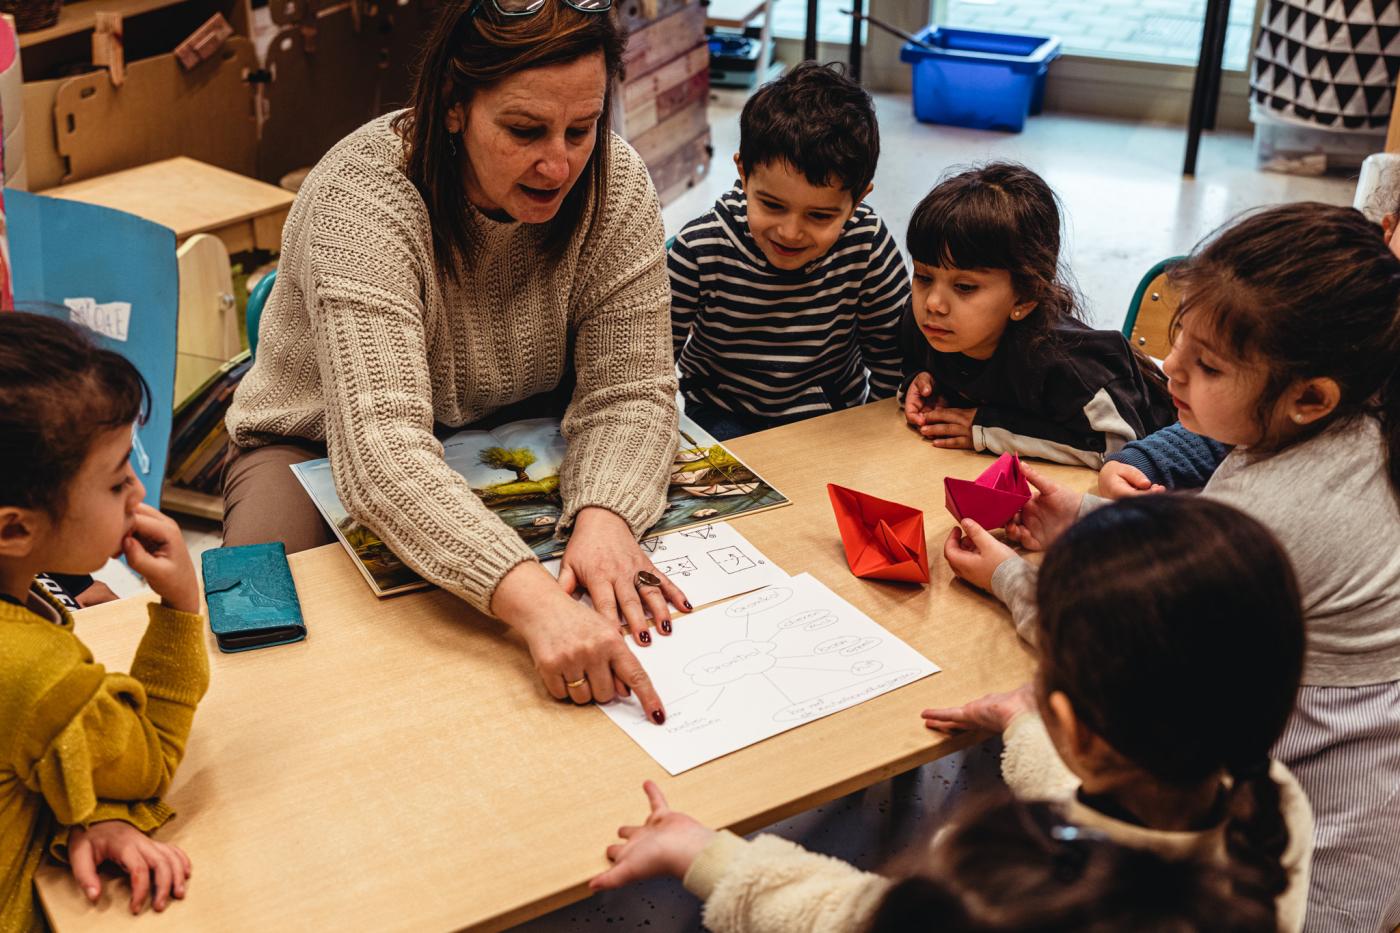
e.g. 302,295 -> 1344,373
1252,0 -> 1400,129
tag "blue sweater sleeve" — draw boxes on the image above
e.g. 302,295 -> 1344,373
1104,422 -> 1230,489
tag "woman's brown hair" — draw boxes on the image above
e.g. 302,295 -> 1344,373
1168,202 -> 1400,496
392,0 -> 626,277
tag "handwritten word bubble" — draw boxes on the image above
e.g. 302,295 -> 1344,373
684,639 -> 777,685
839,637 -> 881,656
814,636 -> 861,655
778,609 -> 831,630
725,586 -> 793,618
772,670 -> 920,722
850,660 -> 883,675
803,616 -> 838,632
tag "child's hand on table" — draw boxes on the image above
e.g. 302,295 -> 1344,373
943,518 -> 1016,591
590,781 -> 715,890
917,406 -> 978,450
903,372 -> 938,427
1005,463 -> 1084,552
122,504 -> 200,615
1097,461 -> 1165,499
67,820 -> 191,915
922,684 -> 1035,735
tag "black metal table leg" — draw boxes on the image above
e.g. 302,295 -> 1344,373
805,0 -> 818,61
848,0 -> 863,82
1183,0 -> 1229,175
1202,0 -> 1232,129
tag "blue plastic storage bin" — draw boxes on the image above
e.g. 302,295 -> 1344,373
900,27 -> 1062,132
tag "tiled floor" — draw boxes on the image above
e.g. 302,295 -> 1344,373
768,0 -> 1256,67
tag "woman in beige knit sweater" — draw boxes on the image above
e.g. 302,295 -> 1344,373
224,0 -> 685,721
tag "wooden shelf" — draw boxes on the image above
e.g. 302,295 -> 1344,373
162,483 -> 224,522
704,0 -> 766,29
19,0 -> 191,48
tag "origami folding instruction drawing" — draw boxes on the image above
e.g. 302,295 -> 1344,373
828,484 -> 929,584
944,453 -> 1032,529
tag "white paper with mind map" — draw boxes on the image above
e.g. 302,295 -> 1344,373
543,522 -> 789,609
599,573 -> 941,774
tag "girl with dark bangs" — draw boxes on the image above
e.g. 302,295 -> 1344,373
900,162 -> 1175,467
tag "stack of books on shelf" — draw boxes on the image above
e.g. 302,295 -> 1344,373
162,350 -> 251,519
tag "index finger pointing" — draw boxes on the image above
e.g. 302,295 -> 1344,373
613,647 -> 665,725
642,779 -> 670,814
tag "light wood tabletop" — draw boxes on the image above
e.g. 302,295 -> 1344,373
35,399 -> 1095,932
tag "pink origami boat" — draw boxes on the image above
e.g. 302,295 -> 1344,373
944,453 -> 1031,529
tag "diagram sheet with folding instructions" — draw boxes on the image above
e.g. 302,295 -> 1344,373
544,522 -> 789,609
600,573 -> 941,774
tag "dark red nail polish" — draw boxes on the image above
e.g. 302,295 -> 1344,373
639,630 -> 651,645
683,600 -> 693,611
660,619 -> 672,634
651,709 -> 665,724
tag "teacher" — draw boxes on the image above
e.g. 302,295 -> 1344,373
223,0 -> 685,722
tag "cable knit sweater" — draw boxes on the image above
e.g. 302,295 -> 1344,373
227,114 -> 679,611
682,713 -> 1313,932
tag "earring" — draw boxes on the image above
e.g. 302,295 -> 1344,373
1292,413 -> 1305,424
448,134 -> 458,157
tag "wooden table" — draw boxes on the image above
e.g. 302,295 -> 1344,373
35,400 -> 1094,932
43,157 -> 294,255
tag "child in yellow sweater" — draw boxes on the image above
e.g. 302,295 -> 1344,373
1,312 -> 210,930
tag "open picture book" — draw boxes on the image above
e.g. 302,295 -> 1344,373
291,414 -> 790,596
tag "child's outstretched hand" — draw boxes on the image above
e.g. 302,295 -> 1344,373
903,372 -> 937,426
122,504 -> 200,615
67,820 -> 191,915
943,518 -> 1016,591
1005,463 -> 1083,552
1097,461 -> 1165,499
922,684 -> 1035,735
590,781 -> 715,890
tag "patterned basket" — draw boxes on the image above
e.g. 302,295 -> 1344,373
0,0 -> 63,32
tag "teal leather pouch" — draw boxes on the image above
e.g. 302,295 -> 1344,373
202,543 -> 306,653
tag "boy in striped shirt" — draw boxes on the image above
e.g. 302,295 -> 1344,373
668,62 -> 910,440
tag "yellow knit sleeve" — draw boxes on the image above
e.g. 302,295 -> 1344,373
48,800 -> 176,864
16,603 -> 209,828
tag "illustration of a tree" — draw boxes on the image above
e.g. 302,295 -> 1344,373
478,446 -> 537,483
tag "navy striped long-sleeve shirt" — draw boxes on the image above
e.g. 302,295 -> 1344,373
668,186 -> 910,423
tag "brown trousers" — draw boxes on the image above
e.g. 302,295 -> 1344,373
221,439 -> 335,553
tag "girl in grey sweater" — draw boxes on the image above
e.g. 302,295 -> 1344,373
950,203 -> 1400,932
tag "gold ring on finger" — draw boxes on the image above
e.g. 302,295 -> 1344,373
565,676 -> 588,689
635,570 -> 662,589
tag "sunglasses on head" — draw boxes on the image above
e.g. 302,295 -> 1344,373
467,0 -> 611,17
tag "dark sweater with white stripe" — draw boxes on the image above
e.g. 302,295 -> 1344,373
668,186 -> 910,423
900,313 -> 1178,467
